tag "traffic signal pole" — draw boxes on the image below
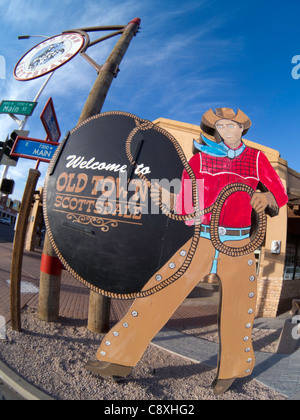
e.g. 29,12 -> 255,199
0,166 -> 9,198
39,18 -> 141,333
10,72 -> 54,331
0,72 -> 53,200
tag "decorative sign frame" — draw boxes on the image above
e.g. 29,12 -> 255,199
14,33 -> 85,81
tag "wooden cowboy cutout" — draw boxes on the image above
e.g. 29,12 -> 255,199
84,108 -> 288,395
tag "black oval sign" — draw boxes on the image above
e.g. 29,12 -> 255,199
44,112 -> 198,299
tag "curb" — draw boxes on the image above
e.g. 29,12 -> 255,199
0,360 -> 55,400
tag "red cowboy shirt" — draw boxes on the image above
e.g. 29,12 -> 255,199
176,145 -> 288,228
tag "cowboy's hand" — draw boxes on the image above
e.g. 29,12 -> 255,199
250,191 -> 279,214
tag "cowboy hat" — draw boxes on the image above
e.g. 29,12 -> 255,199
200,108 -> 252,137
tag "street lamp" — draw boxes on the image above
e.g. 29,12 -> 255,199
0,34 -> 53,197
18,35 -> 49,39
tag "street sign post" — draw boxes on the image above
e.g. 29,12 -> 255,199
0,100 -> 37,116
40,97 -> 61,142
11,136 -> 59,163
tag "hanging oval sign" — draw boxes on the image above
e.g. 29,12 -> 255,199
44,112 -> 199,299
14,32 -> 85,81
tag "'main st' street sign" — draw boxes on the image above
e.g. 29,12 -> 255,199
11,136 -> 59,163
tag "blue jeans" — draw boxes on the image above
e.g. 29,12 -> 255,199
200,224 -> 251,274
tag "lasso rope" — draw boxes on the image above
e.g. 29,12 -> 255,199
126,119 -> 267,258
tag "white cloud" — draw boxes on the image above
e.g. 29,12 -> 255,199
0,0 -> 247,201
0,76 -> 47,141
0,0 -> 48,26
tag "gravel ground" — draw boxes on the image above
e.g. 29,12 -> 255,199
0,306 -> 287,400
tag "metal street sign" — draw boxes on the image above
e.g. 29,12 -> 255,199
40,97 -> 61,142
14,33 -> 85,81
11,136 -> 59,163
0,100 -> 37,116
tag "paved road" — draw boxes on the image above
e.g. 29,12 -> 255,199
0,380 -> 24,400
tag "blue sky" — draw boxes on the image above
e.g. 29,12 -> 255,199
0,0 -> 300,201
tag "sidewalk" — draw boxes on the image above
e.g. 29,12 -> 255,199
0,235 -> 300,400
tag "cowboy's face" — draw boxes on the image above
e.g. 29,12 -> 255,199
215,119 -> 244,149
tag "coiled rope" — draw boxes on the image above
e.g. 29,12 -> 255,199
126,119 -> 267,259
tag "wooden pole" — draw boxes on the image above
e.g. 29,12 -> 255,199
11,169 -> 40,331
87,292 -> 111,333
79,18 -> 141,122
82,18 -> 141,333
39,18 -> 141,333
38,233 -> 62,322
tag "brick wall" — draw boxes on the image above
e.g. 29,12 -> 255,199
256,278 -> 300,317
256,277 -> 283,318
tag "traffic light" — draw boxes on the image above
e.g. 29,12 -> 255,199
0,178 -> 15,195
3,131 -> 19,163
0,140 -> 4,161
0,130 -> 29,167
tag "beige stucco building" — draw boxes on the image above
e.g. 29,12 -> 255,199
154,117 -> 300,318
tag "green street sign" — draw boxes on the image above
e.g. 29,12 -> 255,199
0,100 -> 37,116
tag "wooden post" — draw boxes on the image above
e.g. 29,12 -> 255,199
82,18 -> 141,333
39,18 -> 141,333
25,188 -> 42,251
11,169 -> 40,331
79,18 -> 141,122
88,292 -> 111,333
38,233 -> 62,322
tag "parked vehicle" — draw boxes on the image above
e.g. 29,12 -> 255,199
0,218 -> 10,225
284,264 -> 300,280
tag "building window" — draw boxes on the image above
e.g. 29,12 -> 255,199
284,234 -> 300,280
254,247 -> 262,275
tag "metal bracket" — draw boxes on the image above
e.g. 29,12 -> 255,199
8,114 -> 23,127
80,53 -> 120,77
80,52 -> 103,73
101,62 -> 120,78
63,26 -> 126,74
